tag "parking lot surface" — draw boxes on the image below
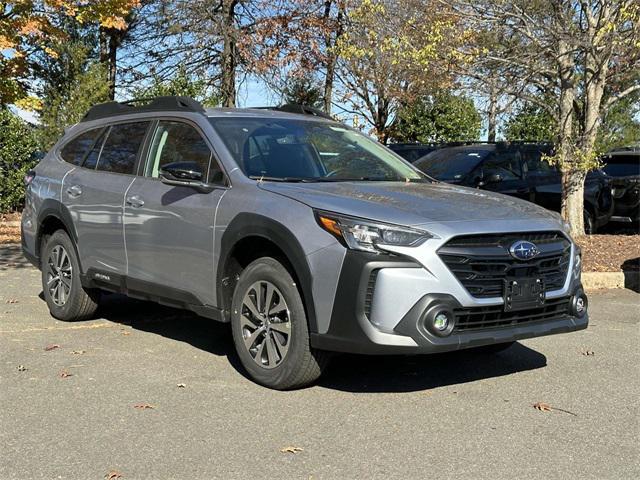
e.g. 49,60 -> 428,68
1,244 -> 639,479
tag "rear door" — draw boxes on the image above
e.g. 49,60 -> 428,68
523,147 -> 561,212
63,121 -> 151,276
123,119 -> 228,307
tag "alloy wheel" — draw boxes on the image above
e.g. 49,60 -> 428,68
240,280 -> 291,369
46,245 -> 72,306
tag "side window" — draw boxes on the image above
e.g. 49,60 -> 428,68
146,121 -> 223,183
482,151 -> 522,181
82,128 -> 109,169
60,128 -> 103,165
96,122 -> 149,174
524,149 -> 556,176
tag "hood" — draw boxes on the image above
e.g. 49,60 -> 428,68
259,181 -> 558,226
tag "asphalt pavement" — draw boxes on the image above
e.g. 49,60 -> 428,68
1,244 -> 638,479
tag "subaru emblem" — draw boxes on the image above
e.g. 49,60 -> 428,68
509,240 -> 540,260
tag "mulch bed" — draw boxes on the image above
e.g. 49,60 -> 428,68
0,213 -> 21,244
576,234 -> 640,273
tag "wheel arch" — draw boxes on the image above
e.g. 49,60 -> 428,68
36,200 -> 78,266
217,213 -> 318,333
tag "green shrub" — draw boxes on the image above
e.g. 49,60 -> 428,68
0,109 -> 39,213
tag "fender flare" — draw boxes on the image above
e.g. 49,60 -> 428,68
216,213 -> 318,333
36,199 -> 78,258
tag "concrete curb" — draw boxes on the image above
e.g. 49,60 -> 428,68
582,272 -> 625,290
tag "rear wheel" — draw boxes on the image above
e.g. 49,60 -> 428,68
41,230 -> 100,321
230,257 -> 328,389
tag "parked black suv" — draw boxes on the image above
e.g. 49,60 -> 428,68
414,143 -> 614,233
600,147 -> 640,224
387,143 -> 441,163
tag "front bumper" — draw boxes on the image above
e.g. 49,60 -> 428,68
310,247 -> 588,355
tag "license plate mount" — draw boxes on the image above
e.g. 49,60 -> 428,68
504,278 -> 545,312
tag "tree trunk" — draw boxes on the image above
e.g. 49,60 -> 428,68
220,0 -> 238,108
556,37 -> 583,236
322,0 -> 345,114
98,27 -> 121,101
487,84 -> 497,142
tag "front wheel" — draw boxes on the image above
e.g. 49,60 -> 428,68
584,209 -> 595,234
230,257 -> 328,389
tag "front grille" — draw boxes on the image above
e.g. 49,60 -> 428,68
454,298 -> 571,331
439,231 -> 571,298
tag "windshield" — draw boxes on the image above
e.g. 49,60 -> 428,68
602,155 -> 640,177
209,117 -> 426,182
415,149 -> 491,181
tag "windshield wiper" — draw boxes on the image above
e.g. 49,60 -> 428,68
250,175 -> 313,183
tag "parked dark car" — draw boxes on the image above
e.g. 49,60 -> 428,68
414,143 -> 614,233
388,143 -> 441,163
600,148 -> 640,224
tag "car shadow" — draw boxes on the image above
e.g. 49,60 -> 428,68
52,292 -> 548,393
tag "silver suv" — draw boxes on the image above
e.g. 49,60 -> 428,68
21,97 -> 588,389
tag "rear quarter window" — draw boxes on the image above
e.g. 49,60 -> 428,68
59,128 -> 103,165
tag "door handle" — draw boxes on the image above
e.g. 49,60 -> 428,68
126,195 -> 145,208
66,185 -> 82,197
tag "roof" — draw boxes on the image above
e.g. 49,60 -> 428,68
81,96 -> 335,124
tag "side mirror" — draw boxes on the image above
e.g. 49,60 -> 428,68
478,173 -> 502,187
159,162 -> 214,193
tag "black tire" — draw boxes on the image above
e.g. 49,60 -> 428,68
41,230 -> 100,321
471,342 -> 515,354
230,257 -> 328,390
584,209 -> 595,234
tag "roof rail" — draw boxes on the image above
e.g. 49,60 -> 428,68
81,96 -> 206,123
254,104 -> 334,120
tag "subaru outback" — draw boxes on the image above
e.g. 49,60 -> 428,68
21,97 -> 589,389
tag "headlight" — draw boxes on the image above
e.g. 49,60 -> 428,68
316,211 -> 433,253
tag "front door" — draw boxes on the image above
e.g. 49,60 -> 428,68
124,120 -> 228,307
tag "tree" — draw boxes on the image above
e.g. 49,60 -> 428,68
120,1 -> 328,108
282,76 -> 324,108
0,108 -> 38,212
596,94 -> 640,152
38,46 -> 111,150
390,91 -> 481,143
449,0 -> 640,236
0,1 -> 140,105
132,65 -> 218,105
334,0 -> 470,143
503,104 -> 555,142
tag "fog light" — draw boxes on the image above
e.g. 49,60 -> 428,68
575,297 -> 586,315
433,312 -> 450,331
423,306 -> 455,337
570,289 -> 588,318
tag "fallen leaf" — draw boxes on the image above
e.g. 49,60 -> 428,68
133,403 -> 155,410
59,370 -> 73,378
533,402 -> 577,416
533,402 -> 552,412
280,446 -> 303,454
106,470 -> 123,480
17,365 -> 27,372
177,383 -> 186,388
121,331 -> 131,336
6,298 -> 18,304
581,349 -> 595,356
44,344 -> 60,351
71,350 -> 86,355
